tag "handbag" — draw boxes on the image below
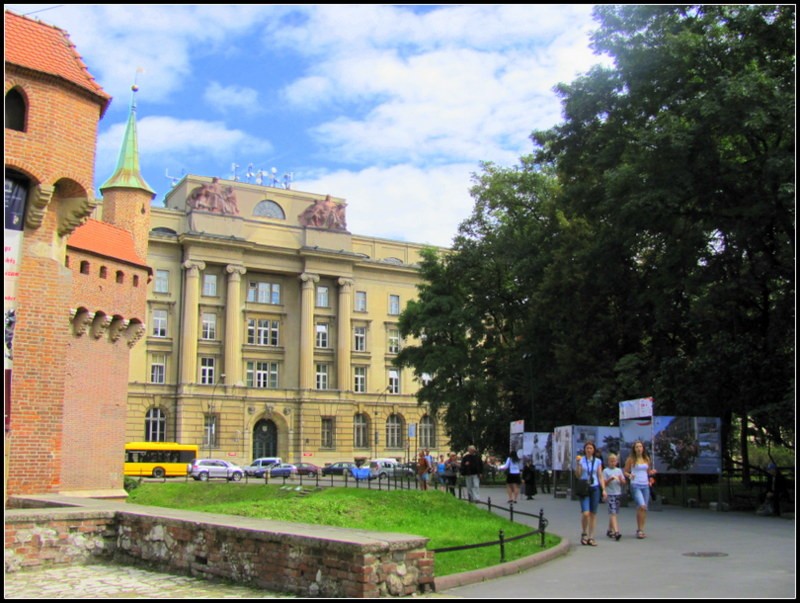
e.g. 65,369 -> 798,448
574,479 -> 591,497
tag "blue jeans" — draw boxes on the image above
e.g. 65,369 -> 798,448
631,484 -> 650,508
579,486 -> 601,513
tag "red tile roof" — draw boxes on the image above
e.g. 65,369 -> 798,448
4,10 -> 110,109
68,219 -> 148,269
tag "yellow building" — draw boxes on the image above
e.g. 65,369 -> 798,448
125,175 -> 444,469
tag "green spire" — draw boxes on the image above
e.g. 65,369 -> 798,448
100,84 -> 154,195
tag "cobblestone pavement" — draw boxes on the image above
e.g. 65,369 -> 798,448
4,563 -> 295,599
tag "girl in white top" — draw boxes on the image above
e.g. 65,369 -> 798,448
602,453 -> 625,540
499,451 -> 522,504
624,440 -> 657,539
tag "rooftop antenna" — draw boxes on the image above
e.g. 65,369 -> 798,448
230,163 -> 240,181
254,169 -> 265,186
270,167 -> 280,187
245,163 -> 255,183
283,172 -> 293,190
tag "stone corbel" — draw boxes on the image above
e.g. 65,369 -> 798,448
108,316 -> 128,342
91,313 -> 111,339
71,308 -> 94,337
126,322 -> 147,348
25,184 -> 55,230
58,195 -> 98,237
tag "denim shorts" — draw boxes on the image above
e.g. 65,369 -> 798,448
579,486 -> 601,513
631,484 -> 650,508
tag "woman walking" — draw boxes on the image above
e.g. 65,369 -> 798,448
624,440 -> 657,539
575,441 -> 606,546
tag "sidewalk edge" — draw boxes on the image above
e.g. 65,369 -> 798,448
433,537 -> 571,592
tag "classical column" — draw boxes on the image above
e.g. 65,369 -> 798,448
299,272 -> 319,390
180,260 -> 205,385
337,278 -> 354,391
225,264 -> 246,386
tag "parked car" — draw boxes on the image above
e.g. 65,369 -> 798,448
321,462 -> 356,476
369,459 -> 414,479
268,463 -> 298,478
244,457 -> 282,477
294,462 -> 321,477
188,459 -> 244,482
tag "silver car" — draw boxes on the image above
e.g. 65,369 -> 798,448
188,459 -> 244,482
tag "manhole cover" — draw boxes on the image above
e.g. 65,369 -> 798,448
683,552 -> 729,558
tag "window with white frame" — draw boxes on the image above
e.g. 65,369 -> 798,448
201,312 -> 217,340
152,309 -> 168,337
388,294 -> 400,315
202,273 -> 217,297
247,281 -> 281,304
354,413 -> 369,448
355,290 -> 367,312
353,326 -> 367,352
247,318 -> 279,346
354,366 -> 366,393
387,328 -> 401,354
321,417 -> 335,449
315,363 -> 329,390
420,415 -> 436,449
386,414 -> 403,448
154,269 -> 169,293
315,323 -> 329,348
145,407 -> 166,442
200,357 -> 216,385
246,361 -> 279,388
203,413 -> 218,448
316,285 -> 329,308
388,368 -> 400,394
149,353 -> 166,384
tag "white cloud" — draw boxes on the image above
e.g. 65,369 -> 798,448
96,116 -> 273,190
204,82 -> 261,115
7,4 -> 275,105
273,5 -> 605,168
295,163 -> 479,248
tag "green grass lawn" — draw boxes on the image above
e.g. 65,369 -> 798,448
127,483 -> 560,576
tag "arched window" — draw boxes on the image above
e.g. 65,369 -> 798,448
99,266 -> 108,279
116,270 -> 124,284
145,408 -> 166,442
354,413 -> 369,449
253,200 -> 286,220
5,87 -> 27,132
386,414 -> 404,449
80,260 -> 90,275
420,415 -> 436,449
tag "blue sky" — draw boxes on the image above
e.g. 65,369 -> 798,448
9,5 -> 609,247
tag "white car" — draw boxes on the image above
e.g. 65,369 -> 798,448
245,457 -> 282,477
188,459 -> 244,481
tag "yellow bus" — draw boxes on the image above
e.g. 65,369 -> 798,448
124,442 -> 199,478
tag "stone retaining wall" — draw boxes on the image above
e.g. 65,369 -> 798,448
5,496 -> 434,597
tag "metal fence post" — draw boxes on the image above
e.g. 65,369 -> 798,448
499,530 -> 505,562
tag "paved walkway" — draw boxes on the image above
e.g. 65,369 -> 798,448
451,487 -> 796,599
4,487 -> 795,598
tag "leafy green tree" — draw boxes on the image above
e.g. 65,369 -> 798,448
533,5 -> 795,468
397,6 -> 794,468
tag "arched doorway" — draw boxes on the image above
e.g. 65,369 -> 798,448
253,419 -> 278,458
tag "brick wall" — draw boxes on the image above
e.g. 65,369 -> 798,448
6,59 -> 147,497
